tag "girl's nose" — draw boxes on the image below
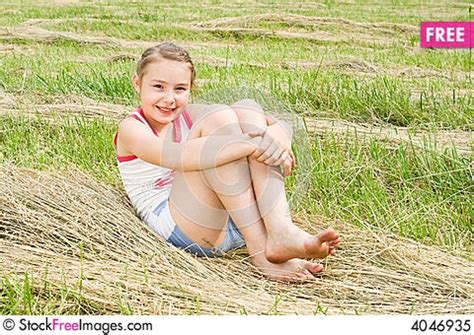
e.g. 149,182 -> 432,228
163,90 -> 176,106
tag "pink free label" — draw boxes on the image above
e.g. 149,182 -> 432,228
420,22 -> 473,48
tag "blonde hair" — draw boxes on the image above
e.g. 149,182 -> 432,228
136,42 -> 195,88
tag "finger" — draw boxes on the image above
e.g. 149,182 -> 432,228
271,151 -> 289,167
288,150 -> 295,167
258,142 -> 278,163
249,136 -> 264,158
278,158 -> 292,174
265,114 -> 277,125
279,154 -> 292,176
255,132 -> 274,159
283,159 -> 292,177
253,137 -> 273,160
283,164 -> 291,177
264,146 -> 285,165
274,157 -> 287,168
246,131 -> 264,137
290,150 -> 296,168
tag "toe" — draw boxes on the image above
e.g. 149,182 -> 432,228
303,261 -> 323,274
301,269 -> 316,281
292,269 -> 312,282
329,237 -> 341,247
318,228 -> 338,243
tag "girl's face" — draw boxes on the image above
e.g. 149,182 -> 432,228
132,59 -> 192,131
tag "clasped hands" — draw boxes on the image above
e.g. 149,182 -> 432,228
247,115 -> 296,177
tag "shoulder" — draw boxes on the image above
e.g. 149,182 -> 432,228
118,117 -> 152,145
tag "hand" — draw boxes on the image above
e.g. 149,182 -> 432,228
251,116 -> 293,166
281,149 -> 296,177
247,130 -> 296,176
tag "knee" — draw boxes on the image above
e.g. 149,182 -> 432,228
198,104 -> 241,136
231,99 -> 266,132
232,99 -> 263,111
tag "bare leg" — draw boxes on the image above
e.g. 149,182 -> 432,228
231,99 -> 341,263
168,104 -> 322,282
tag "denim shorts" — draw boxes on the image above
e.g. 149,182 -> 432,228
146,199 -> 246,257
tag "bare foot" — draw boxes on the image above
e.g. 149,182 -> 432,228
251,252 -> 323,282
265,226 -> 340,263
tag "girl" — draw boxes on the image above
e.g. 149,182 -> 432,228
114,43 -> 340,282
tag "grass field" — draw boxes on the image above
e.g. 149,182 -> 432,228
0,0 -> 472,315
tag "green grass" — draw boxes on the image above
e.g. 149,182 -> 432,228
0,115 -> 120,187
0,273 -> 107,315
303,135 -> 472,250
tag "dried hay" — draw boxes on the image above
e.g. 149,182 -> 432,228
186,25 -> 390,46
0,20 -> 228,51
324,59 -> 380,74
186,13 -> 418,46
0,165 -> 472,314
193,14 -> 416,35
1,9 -> 22,15
0,24 -> 149,49
304,118 -> 473,156
394,66 -> 473,82
0,92 -> 131,122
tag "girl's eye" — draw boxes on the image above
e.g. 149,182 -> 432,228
176,87 -> 187,91
154,85 -> 164,89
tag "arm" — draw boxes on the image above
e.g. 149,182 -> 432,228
263,114 -> 293,147
118,118 -> 262,171
253,114 -> 295,164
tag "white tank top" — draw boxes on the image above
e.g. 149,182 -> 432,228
114,107 -> 193,220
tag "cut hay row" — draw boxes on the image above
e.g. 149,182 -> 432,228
0,16 -> 395,50
192,13 -> 417,35
0,165 -> 472,314
0,23 -> 227,51
303,118 -> 473,156
0,91 -> 131,122
0,21 -> 346,46
192,2 -> 467,17
159,2 -> 326,11
280,59 -> 473,81
0,92 -> 471,155
0,25 -> 150,49
11,17 -> 238,49
183,25 -> 393,46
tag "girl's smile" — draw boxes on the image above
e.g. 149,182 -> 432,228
156,106 -> 178,113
